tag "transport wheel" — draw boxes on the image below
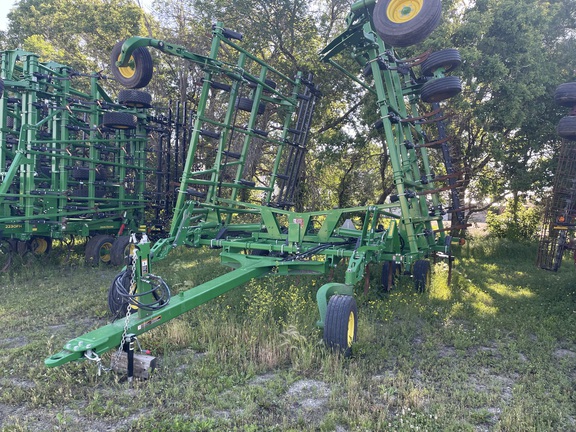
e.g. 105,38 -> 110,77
323,295 -> 358,357
373,0 -> 442,47
413,259 -> 431,293
236,97 -> 266,115
85,235 -> 115,265
554,82 -> 576,107
118,89 -> 152,108
29,236 -> 52,255
102,112 -> 137,130
110,235 -> 133,266
421,49 -> 461,76
421,76 -> 462,103
557,116 -> 576,141
108,269 -> 136,317
110,41 -> 153,89
381,261 -> 400,292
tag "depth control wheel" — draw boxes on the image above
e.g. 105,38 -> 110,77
381,261 -> 400,292
29,236 -> 52,256
413,259 -> 431,293
373,0 -> 442,47
554,82 -> 576,107
421,49 -> 461,76
110,235 -> 133,266
102,112 -> 137,130
85,235 -> 115,265
557,116 -> 576,141
323,295 -> 358,357
110,41 -> 153,89
118,90 -> 152,108
421,76 -> 462,103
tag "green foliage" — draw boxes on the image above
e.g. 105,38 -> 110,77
485,199 -> 542,240
2,0 -> 576,208
6,0 -> 150,72
431,0 -> 575,206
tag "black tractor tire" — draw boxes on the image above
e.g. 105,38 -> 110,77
110,235 -> 132,266
85,235 -> 115,265
71,166 -> 107,181
71,187 -> 106,198
373,0 -> 442,47
247,77 -> 278,93
102,112 -> 137,130
557,116 -> 576,141
323,295 -> 358,357
421,76 -> 462,103
110,40 -> 153,89
413,259 -> 431,293
554,82 -> 576,108
381,261 -> 400,292
210,81 -> 232,92
236,97 -> 266,115
118,89 -> 152,108
421,49 -> 462,76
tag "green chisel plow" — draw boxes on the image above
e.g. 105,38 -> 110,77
0,49 -> 158,266
46,0 -> 465,372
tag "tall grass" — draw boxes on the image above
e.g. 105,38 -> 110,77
0,237 -> 574,431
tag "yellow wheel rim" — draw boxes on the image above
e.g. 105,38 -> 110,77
100,242 -> 113,263
387,0 -> 423,23
347,311 -> 356,346
117,54 -> 136,79
31,238 -> 48,254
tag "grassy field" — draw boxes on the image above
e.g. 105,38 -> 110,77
0,236 -> 575,431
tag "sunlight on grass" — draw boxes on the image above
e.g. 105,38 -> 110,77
470,300 -> 499,316
430,265 -> 452,301
463,287 -> 499,316
489,283 -> 535,299
2,238 -> 576,431
446,301 -> 465,319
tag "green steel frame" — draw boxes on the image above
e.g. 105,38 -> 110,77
46,2 -> 462,368
0,50 -> 151,256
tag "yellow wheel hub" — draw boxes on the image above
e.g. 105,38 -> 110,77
31,238 -> 48,254
117,55 -> 136,79
387,0 -> 423,23
347,311 -> 356,346
100,242 -> 113,263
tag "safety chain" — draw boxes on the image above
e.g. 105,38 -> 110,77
84,350 -> 111,376
87,234 -> 147,378
112,234 -> 138,368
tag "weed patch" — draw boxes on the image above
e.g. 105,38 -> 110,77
0,239 -> 574,430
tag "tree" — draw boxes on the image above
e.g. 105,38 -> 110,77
6,0 -> 150,72
412,0 -> 576,230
